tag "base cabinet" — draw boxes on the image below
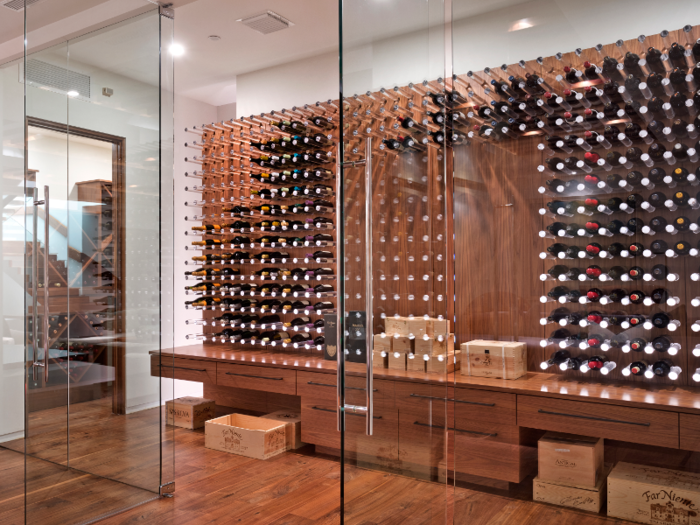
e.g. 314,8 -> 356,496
300,401 -> 399,461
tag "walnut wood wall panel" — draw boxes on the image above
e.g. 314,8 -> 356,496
453,135 -> 544,371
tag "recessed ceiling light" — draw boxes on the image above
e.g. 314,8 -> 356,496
170,43 -> 185,56
67,90 -> 79,97
208,35 -> 221,41
509,18 -> 534,32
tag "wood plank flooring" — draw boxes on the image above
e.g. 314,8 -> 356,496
1,399 -> 639,524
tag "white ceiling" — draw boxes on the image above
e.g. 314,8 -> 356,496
172,0 -> 339,105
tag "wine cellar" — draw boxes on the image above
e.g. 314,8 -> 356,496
12,1 -> 700,524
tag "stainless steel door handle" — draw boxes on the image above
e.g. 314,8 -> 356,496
32,185 -> 49,382
364,137 -> 373,436
335,139 -> 374,436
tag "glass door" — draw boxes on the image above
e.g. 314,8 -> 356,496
340,0 -> 454,522
0,3 -> 174,523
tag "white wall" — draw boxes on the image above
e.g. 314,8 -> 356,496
217,102 -> 237,122
236,52 -> 338,117
167,92 -> 218,402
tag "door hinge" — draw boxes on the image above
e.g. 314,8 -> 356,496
160,481 -> 175,497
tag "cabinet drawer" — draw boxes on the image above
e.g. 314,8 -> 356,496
680,414 -> 700,452
449,426 -> 536,484
517,395 -> 679,449
217,363 -> 296,395
151,355 -> 216,384
301,402 -> 398,460
297,371 -> 394,408
450,387 -> 516,428
398,410 -> 446,471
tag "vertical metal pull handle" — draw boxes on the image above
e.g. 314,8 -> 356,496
364,137 -> 373,436
32,186 -> 49,382
336,143 -> 343,432
43,186 -> 50,382
31,188 -> 39,381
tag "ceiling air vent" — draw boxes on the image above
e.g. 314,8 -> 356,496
1,0 -> 48,11
24,59 -> 91,100
237,11 -> 293,35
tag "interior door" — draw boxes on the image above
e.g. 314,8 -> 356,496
17,5 -> 174,524
339,1 -> 454,522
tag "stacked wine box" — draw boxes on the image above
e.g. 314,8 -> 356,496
182,104 -> 339,352
373,316 -> 456,374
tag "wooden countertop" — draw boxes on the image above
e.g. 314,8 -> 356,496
154,344 -> 700,415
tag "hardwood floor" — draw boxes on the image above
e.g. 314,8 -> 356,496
1,399 -> 638,525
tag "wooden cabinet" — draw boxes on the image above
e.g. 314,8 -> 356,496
217,363 -> 297,395
447,387 -> 534,483
680,414 -> 700,452
151,355 -> 216,384
300,401 -> 399,461
297,371 -> 395,408
517,395 -> 679,449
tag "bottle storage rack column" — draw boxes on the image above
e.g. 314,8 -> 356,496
183,104 -> 339,352
451,27 -> 700,386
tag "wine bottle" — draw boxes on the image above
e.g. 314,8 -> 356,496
539,349 -> 571,369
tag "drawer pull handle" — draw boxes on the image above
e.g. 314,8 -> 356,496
312,406 -> 382,419
347,386 -> 379,392
171,366 -> 207,372
410,394 -> 496,407
413,421 -> 497,437
537,409 -> 651,427
225,372 -> 284,381
305,381 -> 378,393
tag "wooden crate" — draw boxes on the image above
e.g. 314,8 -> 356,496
538,432 -> 604,488
393,336 -> 413,353
165,397 -> 215,429
461,340 -> 527,380
429,318 -> 451,338
407,353 -> 427,372
388,351 -> 407,370
373,334 -> 392,353
385,317 -> 429,337
427,351 -> 461,374
533,474 -> 605,513
261,410 -> 305,450
608,462 -> 700,525
205,413 -> 288,460
372,350 -> 388,369
414,334 -> 453,356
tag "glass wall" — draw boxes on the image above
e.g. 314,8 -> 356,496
449,0 -> 700,523
0,2 -> 174,523
341,0 -> 453,522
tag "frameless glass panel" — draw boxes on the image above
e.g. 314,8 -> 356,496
449,1 -> 700,524
17,2 -> 173,523
0,5 -> 28,524
341,0 -> 452,522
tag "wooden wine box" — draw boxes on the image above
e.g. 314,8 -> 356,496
262,410 -> 304,450
372,350 -> 388,369
385,317 -> 429,337
461,340 -> 527,380
407,353 -> 427,372
428,318 -> 451,338
533,469 -> 608,513
538,433 -> 604,488
426,351 -> 461,374
165,396 -> 215,429
388,351 -> 407,370
205,413 -> 288,460
373,334 -> 392,353
608,462 -> 700,525
392,336 -> 413,353
414,334 -> 453,356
